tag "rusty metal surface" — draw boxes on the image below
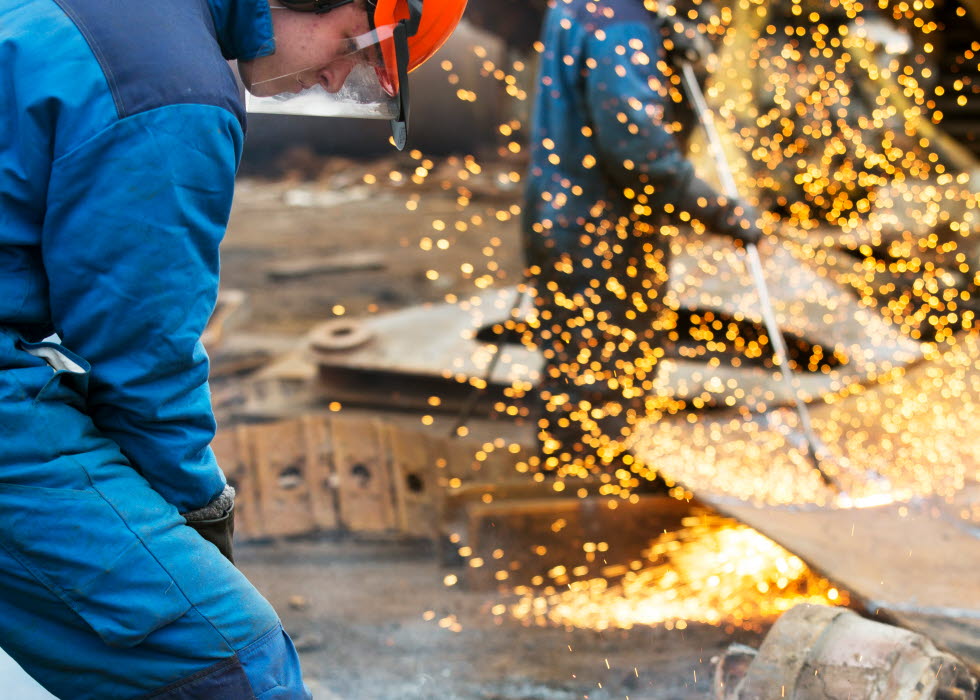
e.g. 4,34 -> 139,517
710,496 -> 980,612
309,236 -> 924,411
690,485 -> 980,674
212,413 -> 518,542
627,333 -> 980,671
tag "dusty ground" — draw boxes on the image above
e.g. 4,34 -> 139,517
223,153 -> 525,335
218,157 -> 765,699
238,539 -> 761,700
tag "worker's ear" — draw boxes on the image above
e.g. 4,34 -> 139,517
230,61 -> 249,103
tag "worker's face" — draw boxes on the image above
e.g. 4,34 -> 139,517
238,1 -> 374,97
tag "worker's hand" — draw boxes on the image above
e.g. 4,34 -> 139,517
715,198 -> 763,246
681,178 -> 764,246
661,18 -> 715,71
182,484 -> 236,564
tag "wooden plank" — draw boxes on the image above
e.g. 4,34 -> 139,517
201,288 -> 247,350
266,250 -> 385,280
302,415 -> 339,531
215,412 -> 537,543
438,436 -> 531,483
247,419 -> 317,537
439,438 -> 481,482
331,415 -> 398,532
211,425 -> 259,539
476,442 -> 528,483
383,423 -> 440,539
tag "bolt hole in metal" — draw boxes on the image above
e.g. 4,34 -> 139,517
406,473 -> 424,493
278,464 -> 303,489
351,463 -> 372,487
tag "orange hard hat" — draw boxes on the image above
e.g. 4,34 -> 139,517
271,0 -> 467,148
372,0 -> 467,94
369,0 -> 467,147
275,0 -> 466,92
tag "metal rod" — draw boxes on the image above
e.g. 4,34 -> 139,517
679,61 -> 839,489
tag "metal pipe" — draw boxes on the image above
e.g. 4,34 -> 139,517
679,61 -> 840,489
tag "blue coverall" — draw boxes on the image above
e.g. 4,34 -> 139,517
523,0 -> 705,471
0,0 -> 309,697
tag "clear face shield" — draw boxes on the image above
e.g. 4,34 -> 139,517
245,23 -> 402,120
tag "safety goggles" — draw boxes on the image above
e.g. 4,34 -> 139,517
245,0 -> 420,149
275,0 -> 362,13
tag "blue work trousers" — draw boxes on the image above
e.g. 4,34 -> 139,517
0,328 -> 310,699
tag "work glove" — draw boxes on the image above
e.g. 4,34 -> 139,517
714,198 -> 763,246
660,17 -> 715,76
681,178 -> 763,246
182,484 -> 236,564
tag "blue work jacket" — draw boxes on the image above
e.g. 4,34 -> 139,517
523,0 -> 699,262
0,0 -> 275,512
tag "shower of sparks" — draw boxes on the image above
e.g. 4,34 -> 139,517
418,0 -> 977,508
503,513 -> 848,631
325,0 -> 977,631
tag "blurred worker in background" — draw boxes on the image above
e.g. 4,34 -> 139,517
522,0 -> 761,482
0,0 -> 462,697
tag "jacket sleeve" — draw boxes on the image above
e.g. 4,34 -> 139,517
580,17 -> 759,236
583,22 -> 696,190
42,105 -> 243,513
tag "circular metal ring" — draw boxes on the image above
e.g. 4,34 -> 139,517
310,319 -> 374,352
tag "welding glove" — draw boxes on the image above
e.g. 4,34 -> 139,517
661,17 -> 715,76
182,484 -> 236,564
681,178 -> 763,246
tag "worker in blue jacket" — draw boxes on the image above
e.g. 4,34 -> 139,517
0,0 -> 463,697
523,0 -> 761,480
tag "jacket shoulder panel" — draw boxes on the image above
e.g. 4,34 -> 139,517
52,0 -> 244,129
570,0 -> 661,31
